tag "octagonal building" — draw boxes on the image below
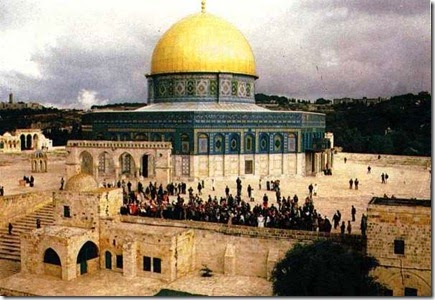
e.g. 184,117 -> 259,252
81,3 -> 332,181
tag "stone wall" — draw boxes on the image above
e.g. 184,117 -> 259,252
367,202 -> 431,296
0,191 -> 52,227
120,215 -> 365,280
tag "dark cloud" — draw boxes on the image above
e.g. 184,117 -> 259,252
301,0 -> 429,16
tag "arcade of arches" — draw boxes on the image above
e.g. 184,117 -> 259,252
66,140 -> 172,185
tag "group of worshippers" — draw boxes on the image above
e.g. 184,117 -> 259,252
119,178 -> 347,234
23,175 -> 35,187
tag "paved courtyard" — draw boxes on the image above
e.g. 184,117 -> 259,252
0,150 -> 431,296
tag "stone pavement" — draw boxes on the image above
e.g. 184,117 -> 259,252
0,151 -> 431,296
0,269 -> 272,296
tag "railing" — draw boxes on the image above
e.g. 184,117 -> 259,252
67,140 -> 172,149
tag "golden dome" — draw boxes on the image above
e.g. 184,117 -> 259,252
151,12 -> 256,77
65,173 -> 98,192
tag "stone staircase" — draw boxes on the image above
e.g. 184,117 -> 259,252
0,203 -> 55,262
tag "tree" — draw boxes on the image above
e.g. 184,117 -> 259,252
271,240 -> 387,296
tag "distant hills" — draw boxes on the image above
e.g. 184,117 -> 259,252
0,92 -> 430,156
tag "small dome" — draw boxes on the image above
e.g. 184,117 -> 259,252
151,12 -> 256,76
65,173 -> 98,192
3,132 -> 11,137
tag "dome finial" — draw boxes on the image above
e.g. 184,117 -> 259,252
201,0 -> 206,13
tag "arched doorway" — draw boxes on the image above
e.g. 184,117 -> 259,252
141,154 -> 149,178
20,135 -> 26,150
26,134 -> 32,149
43,247 -> 62,278
44,248 -> 61,266
80,151 -> 94,175
76,241 -> 99,275
105,251 -> 112,269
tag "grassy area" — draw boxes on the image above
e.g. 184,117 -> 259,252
154,289 -> 205,297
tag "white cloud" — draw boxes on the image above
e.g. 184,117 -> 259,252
76,89 -> 108,109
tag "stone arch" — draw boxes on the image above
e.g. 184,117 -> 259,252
104,250 -> 113,269
26,134 -> 32,149
79,151 -> 94,175
20,134 -> 26,150
97,151 -> 115,177
119,152 -> 136,177
43,247 -> 61,266
384,270 -> 431,296
76,241 -> 99,275
134,133 -> 148,141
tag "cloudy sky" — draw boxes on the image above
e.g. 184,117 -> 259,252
0,0 -> 431,108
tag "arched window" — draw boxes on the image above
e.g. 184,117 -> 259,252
79,151 -> 94,175
198,133 -> 208,154
259,133 -> 269,153
44,248 -> 61,266
181,134 -> 190,154
245,134 -> 255,153
229,134 -> 240,153
120,152 -> 135,175
214,134 -> 224,154
274,134 -> 283,153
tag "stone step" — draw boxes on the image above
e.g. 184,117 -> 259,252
0,202 -> 55,261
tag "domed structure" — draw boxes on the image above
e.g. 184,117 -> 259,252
65,173 -> 98,192
151,12 -> 256,77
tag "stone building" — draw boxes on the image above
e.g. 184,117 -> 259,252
30,150 -> 48,173
366,197 -> 431,296
65,140 -> 173,185
81,2 -> 333,181
0,129 -> 53,153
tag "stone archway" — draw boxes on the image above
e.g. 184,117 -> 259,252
43,247 -> 62,278
119,152 -> 136,178
79,151 -> 94,175
76,241 -> 99,275
98,151 -> 115,179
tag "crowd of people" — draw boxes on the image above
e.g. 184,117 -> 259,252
119,178 -> 361,235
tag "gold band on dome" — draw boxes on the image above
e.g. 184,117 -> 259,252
201,0 -> 206,13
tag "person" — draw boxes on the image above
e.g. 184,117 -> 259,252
313,184 -> 318,196
349,178 -> 353,189
8,223 -> 13,235
367,166 -> 371,174
0,186 -> 4,196
36,218 -> 41,229
247,184 -> 253,199
262,193 -> 269,208
351,205 -> 356,222
354,178 -> 359,190
225,186 -> 230,198
258,178 -> 262,190
347,221 -> 352,234
308,183 -> 313,197
211,179 -> 215,191
332,212 -> 339,229
344,157 -> 347,164
30,175 -> 34,187
127,181 -> 132,193
197,182 -> 202,195
340,221 -> 346,235
381,173 -> 385,184
60,177 -> 65,190
378,155 -> 381,160
257,214 -> 265,228
385,173 -> 389,183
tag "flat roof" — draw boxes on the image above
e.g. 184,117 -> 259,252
369,197 -> 431,207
